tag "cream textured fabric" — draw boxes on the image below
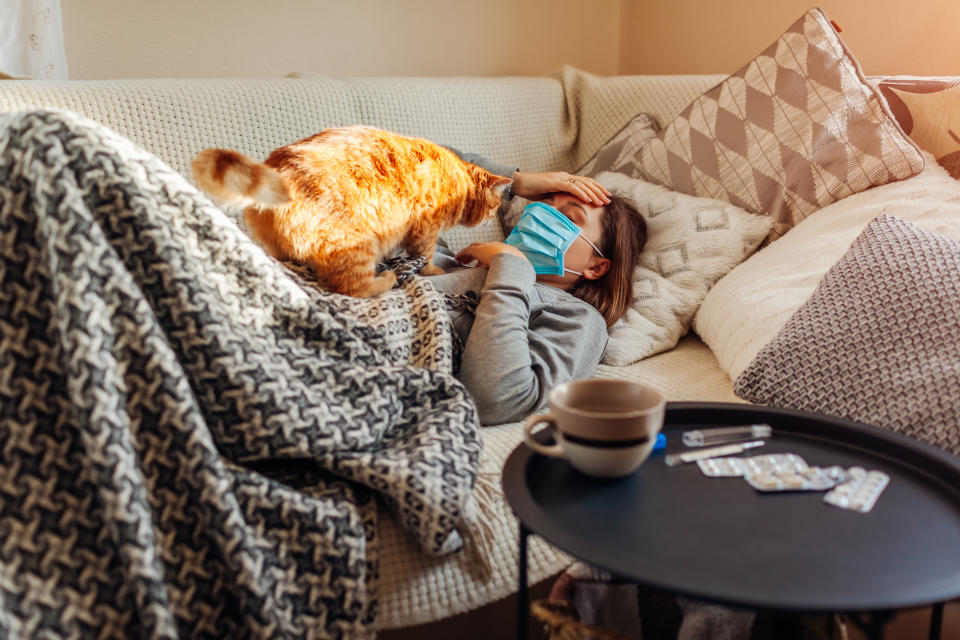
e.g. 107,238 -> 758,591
694,152 -> 960,382
0,70 -> 736,630
551,67 -> 722,174
735,215 -> 960,454
637,8 -> 924,242
594,335 -> 740,403
596,172 -> 771,365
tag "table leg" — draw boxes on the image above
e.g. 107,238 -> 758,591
929,602 -> 944,640
848,610 -> 895,640
517,522 -> 529,640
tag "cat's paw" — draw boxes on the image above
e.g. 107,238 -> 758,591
357,269 -> 398,297
419,263 -> 444,277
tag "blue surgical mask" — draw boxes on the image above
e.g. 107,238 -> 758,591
505,201 -> 604,276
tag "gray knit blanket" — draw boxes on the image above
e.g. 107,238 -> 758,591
0,108 -> 482,638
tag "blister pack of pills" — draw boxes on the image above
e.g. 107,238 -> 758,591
822,467 -> 889,513
744,465 -> 848,492
694,451 -> 888,512
697,453 -> 808,478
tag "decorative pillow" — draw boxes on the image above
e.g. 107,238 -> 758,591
875,76 -> 960,179
635,7 -> 924,242
693,152 -> 960,382
594,171 -> 771,365
573,113 -> 660,182
734,215 -> 960,455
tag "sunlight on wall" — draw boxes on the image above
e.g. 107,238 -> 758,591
62,0 -> 621,79
619,0 -> 960,76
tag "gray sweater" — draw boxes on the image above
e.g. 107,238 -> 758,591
429,240 -> 608,426
430,146 -> 609,424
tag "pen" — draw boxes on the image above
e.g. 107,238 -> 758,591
664,440 -> 765,467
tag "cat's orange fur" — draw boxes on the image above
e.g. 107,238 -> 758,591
192,125 -> 511,297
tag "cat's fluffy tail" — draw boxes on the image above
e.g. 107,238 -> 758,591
192,149 -> 291,208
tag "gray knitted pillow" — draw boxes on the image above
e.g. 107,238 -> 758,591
735,215 -> 960,454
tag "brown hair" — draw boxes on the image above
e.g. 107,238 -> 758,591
568,193 -> 647,327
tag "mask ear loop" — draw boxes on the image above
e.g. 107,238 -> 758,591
563,233 -> 605,277
579,233 -> 605,258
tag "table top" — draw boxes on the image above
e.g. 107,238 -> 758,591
502,402 -> 960,612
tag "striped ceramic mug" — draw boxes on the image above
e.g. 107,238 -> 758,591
523,378 -> 665,478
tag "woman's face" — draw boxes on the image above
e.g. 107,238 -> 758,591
536,193 -> 610,287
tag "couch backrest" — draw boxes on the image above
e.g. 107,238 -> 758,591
0,68 -> 723,181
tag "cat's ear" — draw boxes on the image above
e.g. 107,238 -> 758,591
487,174 -> 513,200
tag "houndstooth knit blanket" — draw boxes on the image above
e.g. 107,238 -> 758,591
0,108 -> 482,639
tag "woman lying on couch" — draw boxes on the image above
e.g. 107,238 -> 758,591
430,152 -> 647,424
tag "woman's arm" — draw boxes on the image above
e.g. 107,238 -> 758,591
444,146 -> 611,206
455,249 -> 608,425
446,147 -> 519,183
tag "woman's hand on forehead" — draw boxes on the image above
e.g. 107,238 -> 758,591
511,171 -> 610,206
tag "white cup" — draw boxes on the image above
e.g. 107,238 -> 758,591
523,378 -> 666,478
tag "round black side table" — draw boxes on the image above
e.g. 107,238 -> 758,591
503,402 -> 960,640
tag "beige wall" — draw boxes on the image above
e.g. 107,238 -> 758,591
60,1 -> 960,80
61,0 -> 622,79
619,0 -> 960,77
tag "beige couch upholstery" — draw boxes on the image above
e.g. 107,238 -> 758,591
0,68 -> 757,630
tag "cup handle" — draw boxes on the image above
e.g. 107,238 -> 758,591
523,413 -> 565,458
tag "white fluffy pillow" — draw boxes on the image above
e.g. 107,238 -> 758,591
694,152 -> 960,381
596,171 -> 771,365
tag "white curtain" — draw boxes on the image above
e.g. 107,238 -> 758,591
0,0 -> 69,79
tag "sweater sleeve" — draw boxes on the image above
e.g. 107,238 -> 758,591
442,145 -> 520,213
442,145 -> 519,181
457,252 -> 609,425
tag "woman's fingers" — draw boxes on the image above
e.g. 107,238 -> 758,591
455,246 -> 479,264
512,171 -> 612,205
564,174 -> 611,205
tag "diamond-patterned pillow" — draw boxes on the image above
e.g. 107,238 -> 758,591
636,8 -> 924,243
575,113 -> 660,179
735,215 -> 960,455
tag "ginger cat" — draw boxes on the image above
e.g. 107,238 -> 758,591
192,126 -> 511,297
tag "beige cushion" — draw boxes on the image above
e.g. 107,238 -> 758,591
735,215 -> 960,454
635,8 -> 924,242
875,76 -> 960,179
693,152 -> 960,382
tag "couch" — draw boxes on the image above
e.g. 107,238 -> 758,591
0,66 -> 742,631
2,12 -> 959,637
